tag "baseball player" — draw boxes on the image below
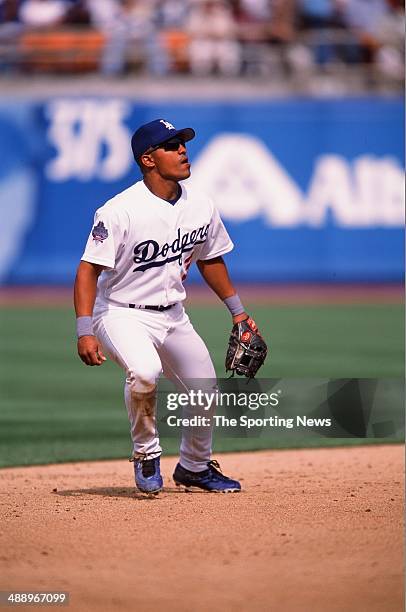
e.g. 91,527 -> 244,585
74,118 -> 259,494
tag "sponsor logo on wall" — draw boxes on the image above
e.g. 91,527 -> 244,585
45,100 -> 404,228
0,98 -> 403,283
46,99 -> 133,181
191,134 -> 404,228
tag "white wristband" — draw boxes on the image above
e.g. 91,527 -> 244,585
76,316 -> 94,339
223,294 -> 245,316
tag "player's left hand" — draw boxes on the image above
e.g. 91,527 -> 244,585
77,335 -> 106,366
226,316 -> 268,378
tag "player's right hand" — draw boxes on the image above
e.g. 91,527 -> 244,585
77,335 -> 107,366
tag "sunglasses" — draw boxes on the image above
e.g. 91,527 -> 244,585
149,139 -> 186,153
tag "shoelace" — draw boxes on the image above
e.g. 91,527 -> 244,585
141,458 -> 157,478
207,460 -> 235,483
207,459 -> 223,474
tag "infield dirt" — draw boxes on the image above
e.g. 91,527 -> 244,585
0,445 -> 403,612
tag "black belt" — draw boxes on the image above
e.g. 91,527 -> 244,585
129,304 -> 174,312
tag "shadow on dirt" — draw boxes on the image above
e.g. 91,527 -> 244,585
53,486 -> 187,500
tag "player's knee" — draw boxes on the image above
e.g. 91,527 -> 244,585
126,366 -> 160,393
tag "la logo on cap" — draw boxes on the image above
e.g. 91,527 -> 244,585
160,120 -> 175,130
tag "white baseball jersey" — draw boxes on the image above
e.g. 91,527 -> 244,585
81,180 -> 233,307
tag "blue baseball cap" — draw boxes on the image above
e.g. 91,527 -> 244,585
131,119 -> 195,161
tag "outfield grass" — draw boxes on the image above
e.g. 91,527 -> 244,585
0,304 -> 404,467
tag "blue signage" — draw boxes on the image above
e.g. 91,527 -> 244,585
0,97 -> 403,284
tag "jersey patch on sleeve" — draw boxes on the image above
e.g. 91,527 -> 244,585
92,221 -> 109,243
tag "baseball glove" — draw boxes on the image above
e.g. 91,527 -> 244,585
225,317 -> 268,378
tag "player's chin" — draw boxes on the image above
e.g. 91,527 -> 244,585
176,165 -> 191,180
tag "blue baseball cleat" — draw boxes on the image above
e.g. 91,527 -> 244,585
134,456 -> 163,494
173,460 -> 241,493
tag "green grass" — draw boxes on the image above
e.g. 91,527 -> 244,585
191,304 -> 405,378
0,304 -> 404,467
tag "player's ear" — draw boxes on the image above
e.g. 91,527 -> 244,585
140,152 -> 155,169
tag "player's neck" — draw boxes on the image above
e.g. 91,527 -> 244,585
143,175 -> 180,203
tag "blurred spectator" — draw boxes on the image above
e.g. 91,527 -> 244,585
0,0 -> 24,73
232,0 -> 267,32
85,0 -> 119,30
0,0 -> 22,24
155,0 -> 190,29
297,0 -> 345,65
64,0 -> 90,25
238,0 -> 271,21
299,0 -> 342,28
19,0 -> 70,28
187,0 -> 241,76
268,0 -> 297,43
377,0 -> 404,48
0,0 -> 402,84
231,0 -> 269,44
374,0 -> 405,78
153,0 -> 190,73
232,0 -> 297,75
342,0 -> 388,33
233,0 -> 296,42
231,0 -> 269,74
341,0 -> 389,63
90,0 -> 169,76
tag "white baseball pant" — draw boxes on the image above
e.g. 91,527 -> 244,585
92,302 -> 217,472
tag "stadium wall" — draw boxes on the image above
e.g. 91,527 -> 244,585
0,97 -> 403,285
